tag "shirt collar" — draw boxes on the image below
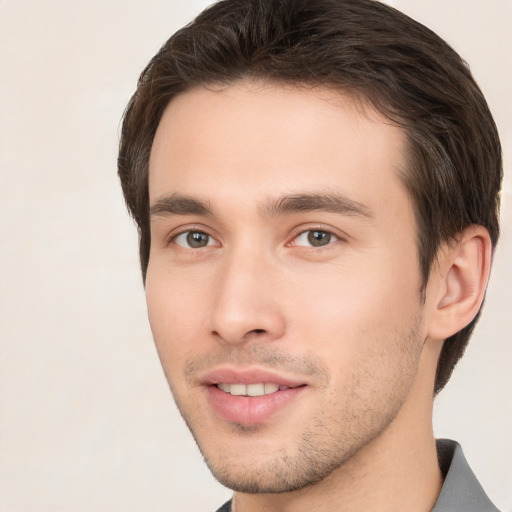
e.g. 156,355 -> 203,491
432,439 -> 499,512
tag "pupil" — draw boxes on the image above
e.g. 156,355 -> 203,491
308,230 -> 331,247
187,231 -> 208,248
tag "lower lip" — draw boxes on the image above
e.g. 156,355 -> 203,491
205,385 -> 307,425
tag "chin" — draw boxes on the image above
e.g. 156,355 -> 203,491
192,423 -> 366,494
205,456 -> 333,494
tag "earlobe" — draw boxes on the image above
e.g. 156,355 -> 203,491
428,226 -> 492,340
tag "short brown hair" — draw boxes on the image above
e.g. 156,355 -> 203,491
118,0 -> 502,393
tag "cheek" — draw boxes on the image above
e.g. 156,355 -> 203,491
285,255 -> 422,356
294,267 -> 424,407
296,259 -> 418,316
145,266 -> 209,369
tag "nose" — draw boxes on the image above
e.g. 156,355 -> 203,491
209,247 -> 286,346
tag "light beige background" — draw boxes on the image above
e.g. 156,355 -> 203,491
0,1 -> 510,511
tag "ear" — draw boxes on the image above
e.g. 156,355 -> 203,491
427,226 -> 492,340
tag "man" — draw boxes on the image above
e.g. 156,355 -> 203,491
118,0 -> 502,510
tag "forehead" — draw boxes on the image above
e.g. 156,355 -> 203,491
149,81 -> 410,222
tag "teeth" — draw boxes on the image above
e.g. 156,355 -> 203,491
265,383 -> 279,394
229,384 -> 246,396
247,383 -> 264,396
217,383 -> 230,393
217,383 -> 282,397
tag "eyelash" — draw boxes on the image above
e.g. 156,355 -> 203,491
288,226 -> 342,249
167,225 -> 216,248
174,231 -> 216,248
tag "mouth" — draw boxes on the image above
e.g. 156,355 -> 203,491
216,382 -> 303,397
200,368 -> 309,425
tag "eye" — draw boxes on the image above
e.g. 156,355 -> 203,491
174,230 -> 216,248
293,229 -> 339,248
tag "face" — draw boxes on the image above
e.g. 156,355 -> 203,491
146,81 -> 430,493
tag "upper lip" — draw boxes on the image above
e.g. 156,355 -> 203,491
199,367 -> 308,388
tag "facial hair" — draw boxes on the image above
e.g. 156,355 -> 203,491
166,315 -> 425,494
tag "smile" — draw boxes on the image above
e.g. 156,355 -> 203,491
198,367 -> 310,424
216,383 -> 296,396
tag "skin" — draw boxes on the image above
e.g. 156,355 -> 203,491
145,81 -> 491,512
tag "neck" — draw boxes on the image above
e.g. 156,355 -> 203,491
232,343 -> 443,512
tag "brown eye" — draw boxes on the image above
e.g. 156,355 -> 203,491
307,230 -> 332,247
293,229 -> 337,247
175,231 -> 213,248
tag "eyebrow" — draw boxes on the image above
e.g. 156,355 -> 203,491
150,192 -> 374,221
260,193 -> 374,220
150,194 -> 213,218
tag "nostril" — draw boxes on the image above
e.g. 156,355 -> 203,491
252,329 -> 266,334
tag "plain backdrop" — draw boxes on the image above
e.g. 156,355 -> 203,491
0,1 -> 511,511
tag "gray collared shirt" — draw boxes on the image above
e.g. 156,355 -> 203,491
433,439 -> 499,511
